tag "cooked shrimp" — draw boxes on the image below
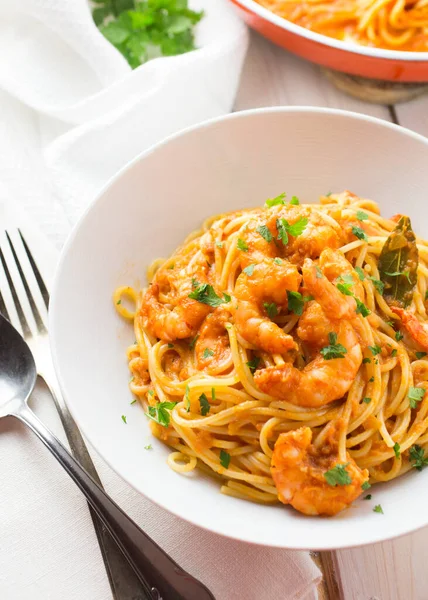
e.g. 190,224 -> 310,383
391,307 -> 428,351
234,261 -> 301,354
142,283 -> 211,342
195,309 -> 232,374
271,427 -> 368,516
319,248 -> 364,300
254,259 -> 362,406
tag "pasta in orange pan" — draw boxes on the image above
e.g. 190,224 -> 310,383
255,0 -> 428,52
115,191 -> 428,517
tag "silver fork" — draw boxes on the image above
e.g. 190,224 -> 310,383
0,229 -> 149,600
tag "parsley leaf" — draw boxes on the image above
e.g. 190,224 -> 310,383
116,299 -> 122,305
416,352 -> 427,359
167,343 -> 174,348
184,385 -> 190,412
324,463 -> 352,486
409,445 -> 428,471
220,449 -> 231,469
393,442 -> 401,458
144,444 -> 153,450
121,415 -> 127,424
130,399 -> 137,405
364,494 -> 372,500
426,290 -> 428,301
203,348 -> 214,359
369,376 -> 375,382
369,277 -> 385,294
362,481 -> 371,490
243,264 -> 255,277
362,357 -> 371,364
356,210 -> 369,221
257,224 -> 273,243
290,196 -> 300,205
96,1 -> 203,69
391,349 -> 398,358
355,298 -> 371,317
326,191 -> 332,197
288,217 -> 308,237
189,334 -> 199,350
373,504 -> 384,514
315,266 -> 323,279
409,386 -> 425,409
247,356 -> 260,373
237,238 -> 248,252
263,302 -> 278,319
146,401 -> 177,427
265,193 -> 286,207
273,257 -> 282,265
199,393 -> 211,416
337,282 -> 353,296
287,290 -> 311,316
320,332 -> 347,360
351,225 -> 368,241
355,266 -> 365,281
363,397 -> 371,404
369,345 -> 381,356
276,217 -> 308,244
276,218 -> 289,245
189,283 -> 228,307
216,241 -> 223,248
211,387 -> 216,401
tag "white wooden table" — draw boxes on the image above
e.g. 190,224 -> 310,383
235,30 -> 428,600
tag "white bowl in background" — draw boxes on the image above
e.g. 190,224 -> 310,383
50,108 -> 428,549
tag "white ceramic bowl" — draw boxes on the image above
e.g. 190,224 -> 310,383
50,108 -> 428,550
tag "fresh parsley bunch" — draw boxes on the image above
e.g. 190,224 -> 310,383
92,0 -> 204,69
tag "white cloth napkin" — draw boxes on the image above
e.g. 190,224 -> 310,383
0,1 -> 322,598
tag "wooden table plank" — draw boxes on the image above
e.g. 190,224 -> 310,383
235,29 -> 428,600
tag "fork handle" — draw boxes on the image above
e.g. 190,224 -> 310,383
13,401 -> 215,600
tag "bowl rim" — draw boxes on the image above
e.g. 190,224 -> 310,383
233,0 -> 428,62
50,106 -> 428,549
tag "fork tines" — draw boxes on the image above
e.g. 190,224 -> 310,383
0,230 -> 49,338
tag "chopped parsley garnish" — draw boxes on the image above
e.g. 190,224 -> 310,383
391,349 -> 398,358
237,238 -> 248,252
216,241 -> 223,248
351,225 -> 368,241
384,270 -> 412,284
273,257 -> 283,265
247,356 -> 261,373
369,277 -> 385,294
326,191 -> 332,197
130,399 -> 137,405
320,332 -> 347,360
409,445 -> 428,471
263,302 -> 278,319
144,444 -> 153,450
167,343 -> 174,348
276,216 -> 308,245
257,224 -> 273,243
408,386 -> 425,409
395,331 -> 404,341
364,494 -> 372,500
356,210 -> 369,221
290,196 -> 300,205
393,442 -> 401,458
416,352 -> 427,360
363,397 -> 371,404
189,283 -> 229,307
211,387 -> 216,401
189,334 -> 199,350
276,218 -> 289,245
167,264 -> 175,270
369,376 -> 375,382
121,415 -> 127,424
199,393 -> 210,416
243,264 -> 255,276
315,266 -> 323,279
191,277 -> 199,288
184,385 -> 190,412
220,449 -> 231,469
203,348 -> 214,359
146,401 -> 177,427
369,345 -> 381,356
362,480 -> 371,490
116,299 -> 122,305
425,290 -> 428,301
337,282 -> 353,296
324,463 -> 352,486
223,293 -> 231,303
355,298 -> 371,317
148,389 -> 154,397
265,193 -> 286,207
287,291 -> 312,316
355,266 -> 365,281
373,504 -> 384,514
362,357 -> 371,364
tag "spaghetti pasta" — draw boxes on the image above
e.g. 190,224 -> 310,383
115,191 -> 428,516
256,0 -> 428,51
